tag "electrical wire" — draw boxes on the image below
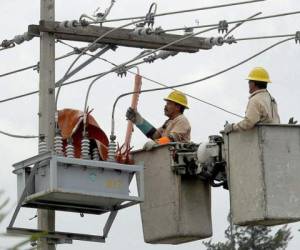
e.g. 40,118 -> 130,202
0,50 -> 79,79
110,37 -> 294,137
82,26 -> 218,114
97,0 -> 266,24
0,129 -> 38,139
224,12 -> 262,38
55,19 -> 143,107
235,34 -> 295,41
162,10 -> 300,33
0,30 -> 296,106
51,41 -> 244,118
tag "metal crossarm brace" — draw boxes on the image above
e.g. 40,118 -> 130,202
28,21 -> 213,53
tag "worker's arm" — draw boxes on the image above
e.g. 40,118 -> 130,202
126,107 -> 158,138
233,99 -> 261,131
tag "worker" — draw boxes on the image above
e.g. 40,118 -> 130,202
126,90 -> 191,149
224,67 -> 280,134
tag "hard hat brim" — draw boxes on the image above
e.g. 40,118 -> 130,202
164,98 -> 189,109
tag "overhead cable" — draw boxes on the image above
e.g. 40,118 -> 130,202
97,0 -> 266,24
235,34 -> 296,41
0,129 -> 38,139
52,41 -> 244,118
0,49 -> 80,79
61,19 -> 143,82
162,10 -> 300,33
1,32 -> 297,106
82,26 -> 224,113
110,37 -> 295,138
224,12 -> 262,38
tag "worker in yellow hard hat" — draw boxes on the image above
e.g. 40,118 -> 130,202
224,67 -> 280,134
126,90 -> 191,149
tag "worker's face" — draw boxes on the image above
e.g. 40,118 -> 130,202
248,81 -> 256,94
164,101 -> 180,118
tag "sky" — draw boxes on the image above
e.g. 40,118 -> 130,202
1,0 -> 300,249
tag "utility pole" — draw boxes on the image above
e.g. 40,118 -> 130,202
38,0 -> 56,249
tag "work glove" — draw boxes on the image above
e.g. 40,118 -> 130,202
288,117 -> 298,125
126,107 -> 157,138
224,123 -> 234,134
143,140 -> 157,151
126,107 -> 143,125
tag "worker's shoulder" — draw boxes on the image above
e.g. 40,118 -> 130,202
175,114 -> 191,125
249,90 -> 269,102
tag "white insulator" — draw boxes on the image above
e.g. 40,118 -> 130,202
107,141 -> 117,162
23,32 -> 34,41
54,135 -> 64,156
14,35 -> 25,45
66,143 -> 75,158
92,147 -> 100,161
81,137 -> 90,160
39,140 -> 47,154
67,20 -> 79,28
59,20 -> 69,28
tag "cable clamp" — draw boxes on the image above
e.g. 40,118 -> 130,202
225,35 -> 237,45
295,31 -> 300,44
115,65 -> 128,77
1,39 -> 15,49
144,3 -> 157,27
184,27 -> 194,35
218,20 -> 228,34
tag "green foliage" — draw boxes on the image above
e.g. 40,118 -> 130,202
0,190 -> 40,250
203,215 -> 292,250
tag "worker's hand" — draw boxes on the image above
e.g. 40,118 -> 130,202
224,123 -> 234,134
288,117 -> 298,125
143,140 -> 157,151
126,107 -> 143,125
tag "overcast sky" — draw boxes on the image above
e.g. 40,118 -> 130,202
1,0 -> 300,249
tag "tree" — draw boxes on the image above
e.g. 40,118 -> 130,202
0,190 -> 41,250
203,215 -> 292,250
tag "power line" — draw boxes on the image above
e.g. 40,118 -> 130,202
82,27 -> 220,113
96,0 -> 266,24
224,12 -> 262,38
0,129 -> 38,139
110,37 -> 294,137
162,10 -> 300,33
235,34 -> 296,41
53,41 -> 244,118
0,50 -> 79,79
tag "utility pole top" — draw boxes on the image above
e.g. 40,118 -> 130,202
28,21 -> 213,53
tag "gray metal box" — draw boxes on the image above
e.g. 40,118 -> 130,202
224,124 -> 300,226
13,153 -> 143,214
132,145 -> 212,244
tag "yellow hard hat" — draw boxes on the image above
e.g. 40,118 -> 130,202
164,90 -> 189,109
246,67 -> 271,83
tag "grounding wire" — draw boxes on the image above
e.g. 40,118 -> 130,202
110,37 -> 294,137
162,10 -> 300,33
95,0 -> 266,24
0,129 -> 38,139
55,19 -> 143,108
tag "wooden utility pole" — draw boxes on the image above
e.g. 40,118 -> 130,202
38,0 -> 56,249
